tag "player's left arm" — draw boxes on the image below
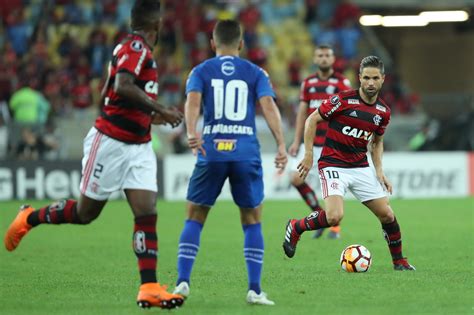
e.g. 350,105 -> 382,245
369,134 -> 392,194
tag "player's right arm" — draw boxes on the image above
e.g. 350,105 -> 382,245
289,100 -> 309,157
297,109 -> 324,179
185,91 -> 205,156
260,95 -> 288,173
114,73 -> 182,127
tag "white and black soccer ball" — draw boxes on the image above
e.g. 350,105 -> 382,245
340,244 -> 372,272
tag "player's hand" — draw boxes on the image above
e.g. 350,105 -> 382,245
288,141 -> 300,157
297,152 -> 313,180
377,172 -> 393,194
161,108 -> 183,128
151,112 -> 166,125
188,136 -> 206,156
274,144 -> 288,174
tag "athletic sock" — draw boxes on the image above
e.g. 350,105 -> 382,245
176,220 -> 203,285
243,223 -> 264,294
295,182 -> 323,212
133,214 -> 158,284
382,217 -> 404,261
27,200 -> 81,226
294,210 -> 330,234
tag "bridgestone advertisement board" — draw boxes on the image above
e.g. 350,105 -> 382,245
0,152 -> 472,200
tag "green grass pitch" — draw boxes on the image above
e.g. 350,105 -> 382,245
1,198 -> 472,314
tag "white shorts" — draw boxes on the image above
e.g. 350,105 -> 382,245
290,144 -> 323,171
318,166 -> 387,202
79,128 -> 158,200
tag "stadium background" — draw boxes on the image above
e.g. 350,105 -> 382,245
0,1 -> 473,315
0,0 -> 472,200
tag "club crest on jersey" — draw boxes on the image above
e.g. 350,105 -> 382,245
330,95 -> 340,106
309,87 -> 316,93
131,40 -> 144,52
221,61 -> 235,76
376,104 -> 386,112
373,114 -> 382,126
342,126 -> 373,140
214,139 -> 237,152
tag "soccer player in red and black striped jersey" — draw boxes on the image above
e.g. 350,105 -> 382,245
283,56 -> 415,271
4,0 -> 186,309
288,44 -> 351,239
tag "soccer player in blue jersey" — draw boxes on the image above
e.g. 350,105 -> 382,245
172,20 -> 288,305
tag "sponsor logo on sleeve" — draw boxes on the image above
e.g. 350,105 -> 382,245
330,95 -> 340,105
348,99 -> 360,105
376,104 -> 386,112
308,78 -> 318,84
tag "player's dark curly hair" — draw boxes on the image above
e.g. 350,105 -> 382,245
360,56 -> 385,74
213,19 -> 242,47
131,0 -> 161,31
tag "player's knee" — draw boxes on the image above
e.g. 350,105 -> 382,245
77,212 -> 98,224
290,172 -> 304,186
326,212 -> 343,226
379,211 -> 395,224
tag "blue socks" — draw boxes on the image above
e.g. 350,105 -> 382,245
243,223 -> 264,294
177,219 -> 203,285
177,220 -> 264,294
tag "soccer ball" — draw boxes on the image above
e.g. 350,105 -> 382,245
340,244 -> 372,272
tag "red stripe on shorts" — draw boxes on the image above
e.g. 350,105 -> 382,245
81,132 -> 103,194
319,169 -> 328,198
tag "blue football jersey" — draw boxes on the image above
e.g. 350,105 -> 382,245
186,55 -> 275,162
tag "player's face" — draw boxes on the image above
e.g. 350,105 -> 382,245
359,67 -> 385,98
314,48 -> 335,72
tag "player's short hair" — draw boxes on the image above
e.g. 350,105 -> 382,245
131,0 -> 161,31
315,44 -> 333,51
359,56 -> 385,74
213,19 -> 242,47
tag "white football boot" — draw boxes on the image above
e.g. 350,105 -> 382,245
246,290 -> 275,305
173,282 -> 190,299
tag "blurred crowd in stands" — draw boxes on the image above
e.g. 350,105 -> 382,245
0,0 -> 424,160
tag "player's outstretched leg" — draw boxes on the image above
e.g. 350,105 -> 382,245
382,217 -> 415,271
283,219 -> 300,258
4,200 -> 85,251
4,205 -> 34,251
283,210 -> 331,258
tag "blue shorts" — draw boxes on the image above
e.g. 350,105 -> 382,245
186,160 -> 264,208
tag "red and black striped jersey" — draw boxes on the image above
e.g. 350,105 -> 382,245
317,89 -> 391,169
299,72 -> 351,146
94,34 -> 158,143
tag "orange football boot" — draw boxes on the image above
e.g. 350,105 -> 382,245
137,282 -> 184,309
4,205 -> 34,251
